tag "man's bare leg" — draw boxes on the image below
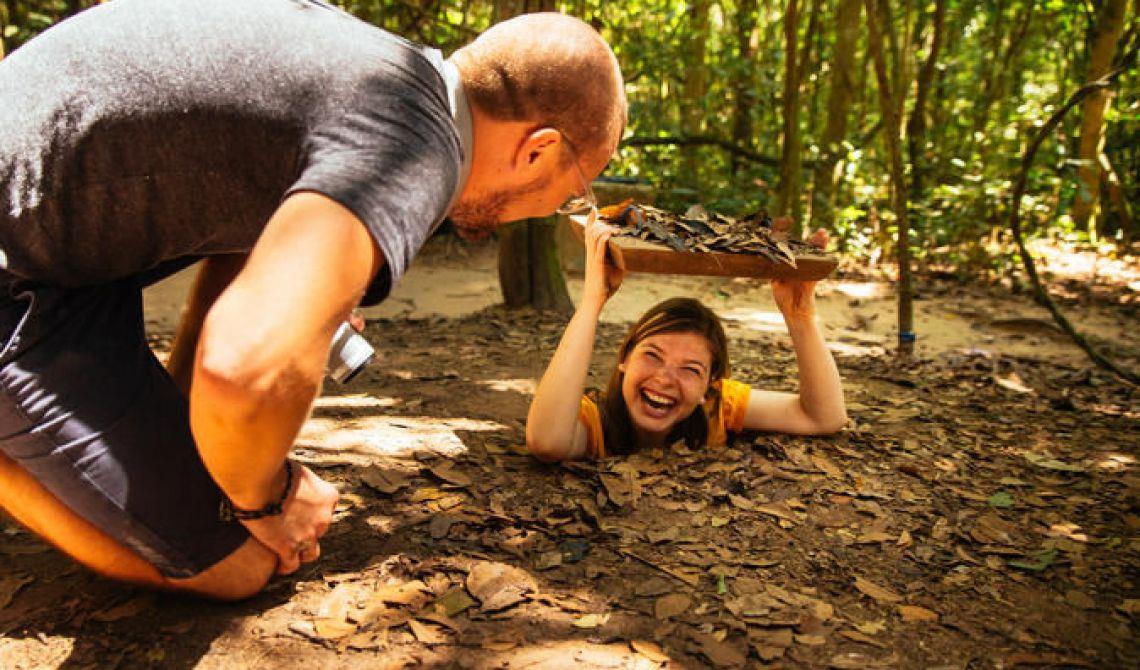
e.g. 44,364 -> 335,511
0,451 -> 277,600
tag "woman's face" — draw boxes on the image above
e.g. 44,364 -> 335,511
619,331 -> 714,445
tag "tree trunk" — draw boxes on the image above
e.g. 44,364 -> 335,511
809,0 -> 861,232
796,0 -> 822,226
498,218 -> 572,310
680,0 -> 711,190
493,0 -> 571,313
865,0 -> 914,356
731,0 -> 759,177
906,0 -> 946,204
775,0 -> 802,220
1072,0 -> 1127,231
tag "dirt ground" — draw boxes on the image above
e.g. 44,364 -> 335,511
2,236 -> 1138,669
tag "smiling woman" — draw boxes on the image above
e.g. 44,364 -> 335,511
525,217 -> 848,462
604,299 -> 730,455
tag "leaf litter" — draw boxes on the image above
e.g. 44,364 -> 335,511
2,304 -> 1137,668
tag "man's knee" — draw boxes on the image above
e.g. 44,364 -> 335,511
169,538 -> 277,601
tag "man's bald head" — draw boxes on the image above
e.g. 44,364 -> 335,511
451,13 -> 626,163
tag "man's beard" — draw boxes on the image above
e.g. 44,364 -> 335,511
448,173 -> 551,242
448,190 -> 509,242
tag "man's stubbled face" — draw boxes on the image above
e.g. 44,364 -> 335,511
448,172 -> 552,241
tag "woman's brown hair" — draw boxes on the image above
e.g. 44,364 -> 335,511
598,298 -> 730,455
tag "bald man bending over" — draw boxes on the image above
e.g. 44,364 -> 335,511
0,0 -> 625,600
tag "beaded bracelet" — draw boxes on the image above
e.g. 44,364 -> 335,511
219,459 -> 295,522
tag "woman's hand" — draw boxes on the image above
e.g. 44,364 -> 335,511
581,211 -> 625,312
771,223 -> 829,325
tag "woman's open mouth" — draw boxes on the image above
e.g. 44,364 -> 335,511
638,388 -> 677,418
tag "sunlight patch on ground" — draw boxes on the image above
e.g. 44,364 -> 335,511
297,415 -> 505,459
720,307 -> 787,333
832,281 -> 887,300
478,378 -> 537,395
313,394 -> 401,409
485,640 -> 655,669
0,636 -> 75,669
828,340 -> 887,357
1027,238 -> 1140,286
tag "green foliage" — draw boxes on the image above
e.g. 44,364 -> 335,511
4,0 -> 1133,264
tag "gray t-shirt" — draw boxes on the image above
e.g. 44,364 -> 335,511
0,0 -> 462,305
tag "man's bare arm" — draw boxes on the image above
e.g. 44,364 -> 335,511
189,192 -> 381,571
167,254 -> 249,397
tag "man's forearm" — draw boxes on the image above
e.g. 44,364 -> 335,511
167,255 -> 248,396
190,346 -> 327,509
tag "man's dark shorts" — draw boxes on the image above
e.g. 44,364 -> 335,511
0,271 -> 249,578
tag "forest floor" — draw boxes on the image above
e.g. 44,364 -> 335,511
1,235 -> 1138,669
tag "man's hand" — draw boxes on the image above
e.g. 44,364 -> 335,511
771,222 -> 829,324
240,463 -> 339,575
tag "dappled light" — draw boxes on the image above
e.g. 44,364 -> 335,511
827,340 -> 886,358
719,307 -> 788,333
2,0 -> 1137,668
297,415 -> 504,459
832,281 -> 887,301
477,378 -> 537,395
313,395 -> 401,410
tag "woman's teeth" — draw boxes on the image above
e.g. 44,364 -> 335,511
641,389 -> 675,411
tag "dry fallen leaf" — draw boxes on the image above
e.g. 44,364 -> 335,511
1064,590 -> 1096,610
571,612 -> 610,628
700,637 -> 748,668
408,619 -> 450,645
897,604 -> 939,622
312,617 -> 358,641
91,594 -> 154,623
372,580 -> 432,607
360,466 -> 409,494
854,577 -> 903,604
0,574 -> 33,610
466,561 -> 537,612
428,462 -> 473,487
841,629 -> 887,648
631,639 -> 671,662
749,627 -> 793,648
755,502 -> 798,523
654,593 -> 691,619
811,453 -> 843,478
432,586 -> 478,617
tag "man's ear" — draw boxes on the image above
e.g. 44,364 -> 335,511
514,127 -> 562,169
